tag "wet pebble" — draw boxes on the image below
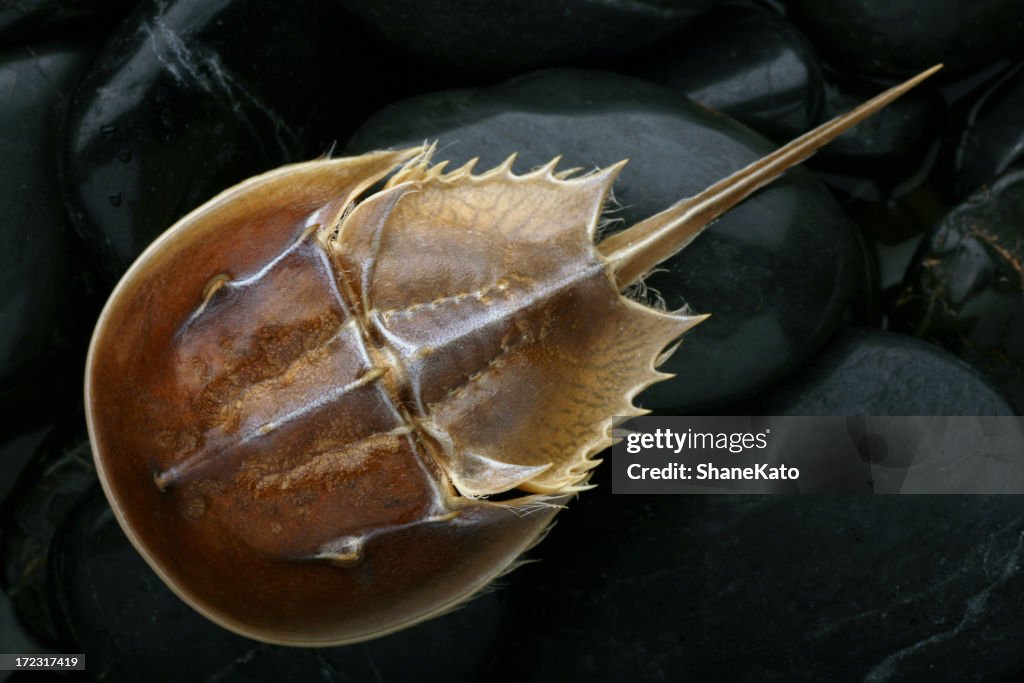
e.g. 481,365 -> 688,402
62,0 -> 397,276
0,0 -> 135,46
0,42 -> 94,395
940,63 -> 1024,199
807,71 -> 946,244
50,493 -> 505,682
0,589 -> 46,675
814,72 -> 944,176
337,0 -> 718,72
490,490 -> 1024,681
872,233 -> 926,292
747,328 -> 1014,416
844,227 -> 881,326
348,68 -> 862,412
634,3 -> 824,142
0,423 -> 53,506
891,169 -> 1024,412
788,0 -> 1024,79
1,431 -> 96,644
815,171 -> 948,246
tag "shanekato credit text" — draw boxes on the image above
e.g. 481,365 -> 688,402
624,427 -> 800,481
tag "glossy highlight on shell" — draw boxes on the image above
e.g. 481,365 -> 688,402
85,66 -> 941,646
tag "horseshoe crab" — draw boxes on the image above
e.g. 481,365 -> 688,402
85,65 -> 941,645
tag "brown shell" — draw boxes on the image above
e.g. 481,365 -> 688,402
85,66 -> 940,646
85,148 -> 696,645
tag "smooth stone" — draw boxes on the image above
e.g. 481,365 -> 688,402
347,69 -> 862,412
788,0 -> 1024,79
807,73 -> 946,244
748,328 -> 1014,415
813,72 -> 944,175
0,422 -> 53,506
0,589 -> 46,681
844,226 -> 880,326
337,0 -> 717,72
63,0 -> 399,276
50,493 -> 504,682
0,382 -> 93,503
489,490 -> 1024,680
813,171 -> 948,245
936,59 -> 1017,107
633,3 -> 824,142
941,63 -> 1024,199
0,42 -> 93,392
874,233 -> 925,292
891,169 -> 1024,412
1,429 -> 96,644
0,0 -> 135,46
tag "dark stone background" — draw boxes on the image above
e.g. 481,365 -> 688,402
2,0 -> 1024,681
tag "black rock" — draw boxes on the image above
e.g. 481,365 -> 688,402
844,226 -> 881,326
62,0 -> 398,276
814,72 -> 944,176
814,171 -> 948,246
634,3 -> 824,142
748,328 -> 1015,416
891,169 -> 1024,412
805,70 -> 946,244
0,42 -> 95,394
0,0 -> 135,47
941,63 -> 1024,200
0,422 -> 53,506
50,492 -> 505,682
489,490 -> 1024,681
872,232 -> 925,293
2,430 -> 96,644
788,0 -> 1024,79
0,589 -> 46,666
347,69 -> 862,413
338,0 -> 717,72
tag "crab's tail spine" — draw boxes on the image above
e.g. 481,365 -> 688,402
599,64 -> 943,289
